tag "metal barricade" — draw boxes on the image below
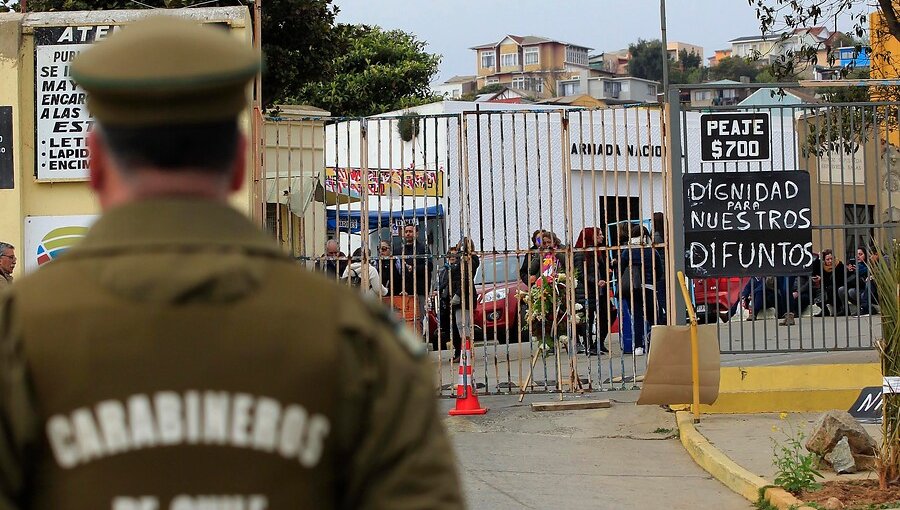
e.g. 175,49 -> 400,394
668,83 -> 892,354
261,105 -> 668,394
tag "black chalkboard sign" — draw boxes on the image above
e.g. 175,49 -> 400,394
848,387 -> 882,424
700,112 -> 770,162
683,170 -> 813,277
0,106 -> 12,189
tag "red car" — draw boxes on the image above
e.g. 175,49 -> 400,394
473,254 -> 528,344
691,276 -> 749,323
424,254 -> 529,345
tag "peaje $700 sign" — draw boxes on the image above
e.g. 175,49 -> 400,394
700,112 -> 770,163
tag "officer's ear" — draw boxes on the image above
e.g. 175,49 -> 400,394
87,130 -> 108,192
228,133 -> 247,193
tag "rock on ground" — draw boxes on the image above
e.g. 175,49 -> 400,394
824,437 -> 857,474
806,410 -> 877,457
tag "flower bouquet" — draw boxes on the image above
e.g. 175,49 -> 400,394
516,271 -> 583,353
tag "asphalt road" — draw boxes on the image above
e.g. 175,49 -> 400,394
441,393 -> 751,510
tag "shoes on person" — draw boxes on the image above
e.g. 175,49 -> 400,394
577,345 -> 587,355
451,354 -> 461,363
634,347 -> 645,356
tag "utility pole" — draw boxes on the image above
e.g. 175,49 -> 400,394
659,0 -> 669,102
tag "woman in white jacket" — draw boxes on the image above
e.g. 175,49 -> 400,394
342,247 -> 389,297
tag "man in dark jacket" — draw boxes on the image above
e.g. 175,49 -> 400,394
400,224 -> 432,334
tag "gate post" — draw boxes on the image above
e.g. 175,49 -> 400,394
666,87 -> 686,325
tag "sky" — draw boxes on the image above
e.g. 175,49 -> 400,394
333,0 -> 779,83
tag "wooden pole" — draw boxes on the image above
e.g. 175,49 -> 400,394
677,271 -> 701,423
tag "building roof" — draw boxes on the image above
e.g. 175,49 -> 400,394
729,33 -> 778,43
730,27 -> 829,44
442,75 -> 476,84
536,94 -> 605,107
470,34 -> 592,51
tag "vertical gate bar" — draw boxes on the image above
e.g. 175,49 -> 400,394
599,109 -> 618,389
499,113 -> 515,393
561,110 -> 579,394
521,112 -> 534,392
667,89 -> 687,325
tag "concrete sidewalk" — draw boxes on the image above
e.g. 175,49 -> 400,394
441,394 -> 750,510
696,412 -> 881,484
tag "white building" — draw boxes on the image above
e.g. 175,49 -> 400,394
556,76 -> 660,104
430,75 -> 477,99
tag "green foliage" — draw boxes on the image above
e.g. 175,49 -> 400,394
709,56 -> 760,82
677,49 -> 702,70
18,0 -> 340,108
291,24 -> 441,117
628,39 -> 666,82
771,420 -> 822,495
397,111 -> 420,142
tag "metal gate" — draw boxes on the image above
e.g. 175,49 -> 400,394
263,104 -> 669,394
668,83 -> 893,354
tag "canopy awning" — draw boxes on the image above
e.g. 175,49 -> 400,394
326,204 -> 444,233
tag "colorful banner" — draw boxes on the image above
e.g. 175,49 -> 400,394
324,166 -> 444,198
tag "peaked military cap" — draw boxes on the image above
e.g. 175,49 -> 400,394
71,15 -> 259,126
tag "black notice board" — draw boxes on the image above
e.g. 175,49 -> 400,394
700,112 -> 770,162
0,106 -> 12,189
848,387 -> 882,424
683,170 -> 813,278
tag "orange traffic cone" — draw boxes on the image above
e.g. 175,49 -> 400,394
449,337 -> 488,416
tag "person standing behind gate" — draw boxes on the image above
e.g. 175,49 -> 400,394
0,17 -> 462,509
401,224 -> 432,334
342,247 -> 388,298
0,242 -> 14,290
378,240 -> 403,296
315,238 -> 347,279
616,225 -> 664,356
574,228 -> 612,356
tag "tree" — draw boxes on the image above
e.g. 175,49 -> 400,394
291,24 -> 441,116
709,56 -> 760,81
19,0 -> 340,107
677,49 -> 702,70
628,39 -> 666,82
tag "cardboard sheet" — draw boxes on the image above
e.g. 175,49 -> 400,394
636,323 -> 721,405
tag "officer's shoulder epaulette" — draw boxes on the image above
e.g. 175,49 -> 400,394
359,295 -> 427,359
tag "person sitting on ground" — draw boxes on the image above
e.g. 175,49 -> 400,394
342,247 -> 388,298
795,249 -> 845,317
839,247 -> 874,316
737,276 -> 790,321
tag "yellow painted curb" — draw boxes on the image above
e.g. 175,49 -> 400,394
672,364 -> 881,414
675,411 -> 816,510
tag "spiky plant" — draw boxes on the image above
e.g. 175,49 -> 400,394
870,239 -> 900,489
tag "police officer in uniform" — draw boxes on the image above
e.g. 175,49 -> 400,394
0,16 -> 462,510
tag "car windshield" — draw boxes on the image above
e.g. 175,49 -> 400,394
474,256 -> 522,285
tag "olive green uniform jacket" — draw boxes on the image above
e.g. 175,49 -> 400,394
0,199 -> 463,510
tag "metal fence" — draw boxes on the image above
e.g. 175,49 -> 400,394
262,86 -> 892,394
668,84 -> 892,354
263,105 -> 669,394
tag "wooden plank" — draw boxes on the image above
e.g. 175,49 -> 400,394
531,400 -> 611,412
